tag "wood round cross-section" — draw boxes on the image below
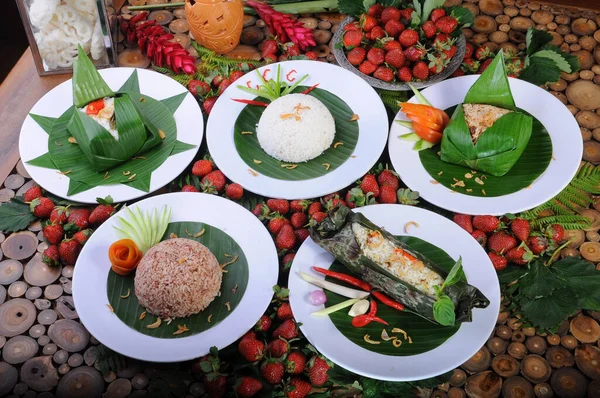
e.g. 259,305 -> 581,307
0,260 -> 23,285
545,346 -> 575,368
550,367 -> 588,398
48,320 -> 90,353
0,298 -> 37,337
570,315 -> 600,343
2,336 -> 38,364
521,355 -> 552,384
492,354 -> 520,377
0,361 -> 18,396
1,232 -> 37,260
20,356 -> 59,392
55,367 -> 104,398
462,346 -> 492,374
465,371 -> 502,398
23,254 -> 61,287
574,345 -> 600,380
502,376 -> 534,398
526,336 -> 548,355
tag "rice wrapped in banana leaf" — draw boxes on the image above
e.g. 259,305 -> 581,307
309,205 -> 489,326
440,51 -> 533,177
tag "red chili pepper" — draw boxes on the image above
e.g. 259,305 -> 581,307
351,314 -> 389,328
286,69 -> 297,82
312,266 -> 371,291
262,68 -> 271,81
368,300 -> 378,316
232,98 -> 269,107
246,80 -> 252,88
301,83 -> 320,95
86,99 -> 105,115
372,291 -> 405,311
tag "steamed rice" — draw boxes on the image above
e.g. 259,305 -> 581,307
256,94 -> 335,163
134,238 -> 222,319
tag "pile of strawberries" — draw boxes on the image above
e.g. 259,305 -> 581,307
342,4 -> 461,82
450,44 -> 524,78
452,213 -> 565,271
23,186 -> 115,267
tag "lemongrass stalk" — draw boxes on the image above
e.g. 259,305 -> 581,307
300,272 -> 370,299
129,0 -> 339,14
128,3 -> 184,10
312,297 -> 361,317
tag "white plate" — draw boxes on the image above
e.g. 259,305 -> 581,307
288,204 -> 500,381
19,68 -> 202,204
73,192 -> 279,362
207,60 -> 389,200
388,76 -> 582,216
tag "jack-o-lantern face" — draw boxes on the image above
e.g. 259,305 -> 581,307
185,0 -> 244,54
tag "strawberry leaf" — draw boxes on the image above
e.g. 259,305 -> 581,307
96,195 -> 114,205
447,6 -> 474,28
525,28 -> 553,55
421,0 -> 445,23
518,286 -> 579,330
552,257 -> 600,310
337,0 -> 366,18
519,56 -> 561,86
0,196 -> 37,233
518,261 -> 563,299
531,50 -> 572,73
376,0 -> 401,7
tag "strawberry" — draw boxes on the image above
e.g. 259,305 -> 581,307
256,315 -> 272,332
378,185 -> 397,204
422,20 -> 437,38
89,204 -> 114,226
377,170 -> 399,190
291,212 -> 308,229
451,69 -> 466,77
453,214 -> 473,233
217,78 -> 232,94
506,244 -> 535,266
229,70 -> 245,82
43,223 -> 63,245
202,96 -> 218,114
367,48 -> 385,66
385,20 -> 404,37
181,185 -> 198,192
282,252 -> 295,270
285,378 -> 312,398
381,6 -> 402,23
462,59 -> 480,73
412,61 -> 430,80
285,44 -> 301,56
435,16 -> 458,34
277,302 -> 293,320
30,197 -> 54,218
202,170 -> 226,193
242,330 -> 257,341
384,49 -> 405,69
261,360 -> 285,385
67,208 -> 90,230
204,375 -> 227,397
304,51 -> 318,60
211,75 -> 224,88
272,319 -> 298,340
478,58 -> 493,73
268,216 -> 288,235
397,66 -> 413,82
546,224 -> 565,243
472,215 -> 500,233
58,238 -> 81,266
359,14 -> 378,32
404,45 -> 426,62
307,202 -> 322,216
370,26 -> 386,40
373,66 -> 395,82
488,232 -> 517,254
399,29 -> 419,47
361,174 -> 380,197
267,199 -> 290,215
42,245 -> 60,267
399,7 -> 414,21
192,159 -> 213,177
308,356 -> 330,387
444,45 -> 457,59
275,224 -> 296,251
384,40 -> 402,51
464,43 -> 475,59
471,230 -> 487,247
343,30 -> 363,48
488,252 -> 507,272
294,228 -> 310,243
511,218 -> 530,241
358,60 -> 378,75
261,39 -> 279,58
430,8 -> 446,22
264,53 -> 278,63
367,4 -> 384,17
23,186 -> 42,202
73,229 -> 92,246
252,204 -> 270,220
49,206 -> 69,224
527,236 -> 548,255
290,200 -> 308,213
267,338 -> 290,358
474,46 -> 493,60
428,53 -> 448,74
225,183 -> 244,200
236,376 -> 262,398
343,22 -> 360,31
347,47 -> 367,66
188,80 -> 211,97
238,337 -> 265,362
285,351 -> 307,374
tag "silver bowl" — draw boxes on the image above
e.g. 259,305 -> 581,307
332,16 -> 467,91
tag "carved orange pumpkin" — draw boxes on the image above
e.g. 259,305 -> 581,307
185,0 -> 244,54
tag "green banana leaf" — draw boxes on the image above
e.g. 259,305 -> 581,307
107,221 -> 248,338
309,205 -> 490,325
440,51 -> 533,177
72,45 -> 114,108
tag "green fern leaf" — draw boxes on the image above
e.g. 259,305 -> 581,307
96,344 -> 128,374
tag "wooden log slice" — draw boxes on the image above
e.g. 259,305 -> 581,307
0,361 -> 18,396
314,29 -> 332,45
148,10 -> 173,26
37,310 -> 57,326
570,315 -> 600,343
48,320 -> 90,353
462,346 -> 492,374
510,16 -> 535,32
117,49 -> 151,68
56,296 -> 78,320
509,30 -> 527,43
574,345 -> 600,380
473,15 -> 497,33
571,50 -> 594,70
20,356 -> 59,392
571,18 -> 597,36
23,253 -> 61,287
1,232 -> 38,260
479,0 -> 503,15
521,354 -> 552,384
545,346 -> 575,368
462,3 -> 480,17
169,19 -> 189,34
566,80 -> 600,111
53,349 -> 68,364
0,260 -> 23,285
28,324 -> 45,338
487,337 -> 508,355
43,284 -> 62,300
533,383 -> 553,398
4,174 -> 25,190
170,33 -> 191,49
2,336 -> 38,364
83,347 -> 98,367
450,368 -> 467,387
532,10 -> 553,25
502,376 -> 534,398
106,379 -> 132,398
564,230 -> 587,248
173,8 -> 186,19
37,335 -> 50,346
583,141 -> 600,164
492,354 -> 520,377
223,45 -> 261,61
16,161 -> 30,178
34,299 -> 51,311
0,188 -> 15,203
240,27 -> 264,46
56,367 -> 104,398
508,342 -> 528,359
131,373 -> 149,390
550,367 -> 588,398
465,371 -> 502,398
0,298 -> 36,337
68,353 -> 83,368
589,380 -> 600,398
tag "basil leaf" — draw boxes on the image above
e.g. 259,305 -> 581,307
433,295 -> 456,326
442,257 -> 465,290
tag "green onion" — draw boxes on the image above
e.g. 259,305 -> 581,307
408,83 -> 432,107
396,121 -> 414,129
312,297 -> 362,316
114,205 -> 172,253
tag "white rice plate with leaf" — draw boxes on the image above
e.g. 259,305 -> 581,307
257,93 -> 335,163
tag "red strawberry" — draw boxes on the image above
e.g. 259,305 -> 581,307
49,206 -> 69,224
367,4 -> 384,17
472,215 -> 500,233
291,212 -> 308,229
377,170 -> 399,190
462,59 -> 481,73
242,330 -> 257,341
272,319 -> 298,340
385,20 -> 404,37
204,375 -> 227,397
347,47 -> 367,66
238,337 -> 265,362
73,229 -> 92,246
397,66 -> 413,82
453,214 -> 473,233
343,30 -> 363,48
451,69 -> 466,77
67,208 -> 90,230
435,16 -> 458,34
471,230 -> 487,247
261,360 -> 285,385
478,58 -> 493,73
188,80 -> 211,97
488,252 -> 507,271
506,245 -> 534,265
384,49 -> 405,69
404,45 -> 426,62
267,199 -> 290,215
181,185 -> 198,192
361,174 -> 380,197
285,352 -> 307,374
30,197 -> 54,218
304,51 -> 318,60
527,236 -> 548,255
89,204 -> 114,226
295,228 -> 309,244
202,170 -> 226,193
546,224 -> 565,243
211,75 -> 224,87
192,159 -> 213,177
58,238 -> 81,266
267,338 -> 290,358
399,7 -> 414,21
345,188 -> 363,208
42,245 -> 60,267
290,200 -> 309,213
359,14 -> 378,32
367,48 -> 385,66
488,232 -> 517,254
284,43 -> 300,56
370,26 -> 386,40
217,78 -> 232,94
23,186 -> 42,203
252,203 -> 270,219
384,40 -> 402,51
311,212 -> 327,224
236,376 -> 262,398
412,61 -> 429,80
358,60 -> 378,75
307,202 -> 322,216
373,66 -> 395,82
378,185 -> 397,204
229,70 -> 245,82
464,43 -> 475,59
262,39 -> 279,58
343,22 -> 360,31
474,46 -> 493,60
511,218 -> 530,241
308,357 -> 330,387
444,45 -> 457,59
381,6 -> 402,24
202,96 -> 218,115
399,29 -> 419,47
282,252 -> 296,269
43,223 -> 63,245
277,302 -> 293,320
275,224 -> 296,251
256,315 -> 272,332
422,20 -> 437,38
225,183 -> 244,200
285,378 -> 312,398
264,53 -> 278,63
268,216 -> 288,235
430,8 -> 446,22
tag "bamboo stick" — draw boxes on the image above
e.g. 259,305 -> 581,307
127,0 -> 339,15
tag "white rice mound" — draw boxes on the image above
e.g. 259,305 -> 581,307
134,238 -> 223,319
256,93 -> 336,163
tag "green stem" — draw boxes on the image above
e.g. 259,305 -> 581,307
128,2 -> 184,10
128,0 -> 339,14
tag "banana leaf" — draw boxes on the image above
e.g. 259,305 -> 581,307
309,205 -> 490,325
72,45 -> 114,108
440,51 -> 533,177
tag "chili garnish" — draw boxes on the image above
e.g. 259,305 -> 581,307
301,83 -> 319,95
232,98 -> 270,107
351,300 -> 389,327
86,99 -> 105,115
372,291 -> 405,311
286,69 -> 297,82
262,68 -> 271,81
312,266 -> 371,291
108,239 -> 143,276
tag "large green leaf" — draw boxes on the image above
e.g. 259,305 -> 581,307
72,45 -> 114,108
117,70 -> 140,93
464,51 -> 515,110
552,258 -> 600,311
233,87 -> 359,180
107,222 -> 248,338
29,114 -> 56,135
324,237 -> 460,356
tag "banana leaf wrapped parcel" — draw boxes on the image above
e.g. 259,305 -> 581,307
439,51 -> 533,177
309,205 -> 490,326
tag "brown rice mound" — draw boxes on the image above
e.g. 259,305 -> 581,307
134,238 -> 222,319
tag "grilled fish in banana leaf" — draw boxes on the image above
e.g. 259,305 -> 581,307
309,205 -> 490,325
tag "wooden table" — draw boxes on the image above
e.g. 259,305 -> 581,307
0,48 -> 70,184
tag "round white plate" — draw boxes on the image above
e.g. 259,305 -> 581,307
288,204 -> 500,381
207,60 -> 389,200
73,192 -> 279,362
19,68 -> 202,204
388,76 -> 582,216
